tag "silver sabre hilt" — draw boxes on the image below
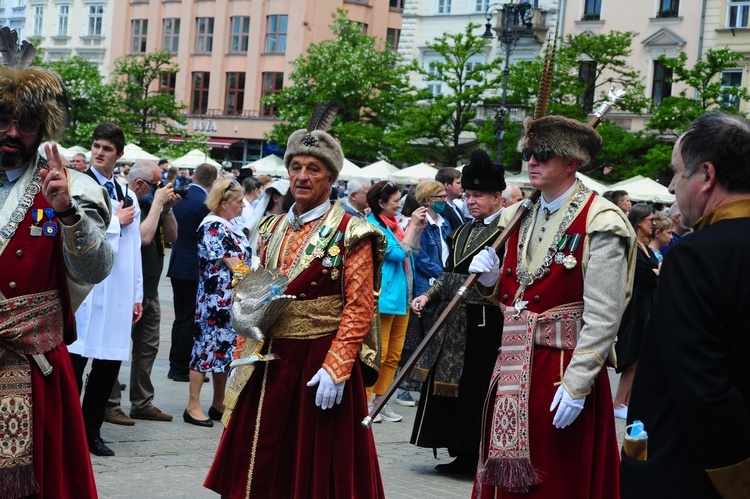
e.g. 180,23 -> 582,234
361,416 -> 373,429
593,84 -> 626,120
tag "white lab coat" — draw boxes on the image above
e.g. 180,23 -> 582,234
69,190 -> 143,361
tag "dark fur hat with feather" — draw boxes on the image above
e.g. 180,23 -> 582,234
284,102 -> 344,174
0,26 -> 69,142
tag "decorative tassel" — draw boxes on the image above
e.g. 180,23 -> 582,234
477,457 -> 543,494
0,464 -> 40,499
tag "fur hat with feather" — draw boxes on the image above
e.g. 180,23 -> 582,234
284,102 -> 344,174
517,115 -> 601,169
0,26 -> 69,142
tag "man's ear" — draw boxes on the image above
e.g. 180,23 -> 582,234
701,162 -> 717,191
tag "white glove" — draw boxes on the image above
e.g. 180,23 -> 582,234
550,385 -> 586,429
306,368 -> 345,410
468,248 -> 500,287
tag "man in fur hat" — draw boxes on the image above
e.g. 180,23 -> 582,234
0,26 -> 112,498
204,116 -> 386,497
409,149 -> 506,474
470,115 -> 635,498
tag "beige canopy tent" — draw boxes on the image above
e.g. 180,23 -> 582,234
115,143 -> 160,164
504,171 -> 610,195
359,160 -> 399,181
171,149 -> 221,169
245,154 -> 286,177
609,175 -> 675,204
389,162 -> 438,184
338,158 -> 362,181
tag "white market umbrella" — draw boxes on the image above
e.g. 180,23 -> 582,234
245,154 -> 285,177
171,149 -> 221,169
116,143 -> 160,164
576,172 -> 610,195
389,162 -> 438,184
338,158 -> 362,181
359,160 -> 399,181
609,175 -> 675,204
67,145 -> 88,154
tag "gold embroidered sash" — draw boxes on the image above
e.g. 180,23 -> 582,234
0,289 -> 64,498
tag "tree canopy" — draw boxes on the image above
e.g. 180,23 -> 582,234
264,9 -> 417,165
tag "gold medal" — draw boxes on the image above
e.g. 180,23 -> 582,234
327,245 -> 340,257
563,254 -> 577,270
331,268 -> 339,280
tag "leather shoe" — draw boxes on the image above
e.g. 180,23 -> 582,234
88,437 -> 115,457
208,406 -> 223,421
183,409 -> 213,427
168,371 -> 189,382
131,406 -> 173,422
104,408 -> 135,426
435,455 -> 476,475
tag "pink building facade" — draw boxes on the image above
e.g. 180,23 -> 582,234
108,0 -> 403,166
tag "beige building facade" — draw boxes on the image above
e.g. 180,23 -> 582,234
559,0 -> 705,131
106,0 -> 403,166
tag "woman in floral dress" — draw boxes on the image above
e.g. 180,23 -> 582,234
184,178 -> 250,427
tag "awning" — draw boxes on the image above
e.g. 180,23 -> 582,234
168,137 -> 240,150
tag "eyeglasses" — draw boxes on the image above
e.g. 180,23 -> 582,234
374,181 -> 395,196
521,149 -> 553,163
431,195 -> 447,201
0,115 -> 40,135
139,178 -> 159,190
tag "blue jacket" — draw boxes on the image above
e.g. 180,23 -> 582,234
167,184 -> 209,281
414,218 -> 451,297
367,214 -> 413,316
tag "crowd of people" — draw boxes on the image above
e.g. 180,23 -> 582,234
2,29 -> 748,499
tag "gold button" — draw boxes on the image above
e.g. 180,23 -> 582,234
322,269 -> 329,275
16,250 -> 22,257
310,282 -> 317,287
9,282 -> 17,289
299,293 -> 306,298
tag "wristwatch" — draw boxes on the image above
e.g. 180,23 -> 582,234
53,199 -> 79,219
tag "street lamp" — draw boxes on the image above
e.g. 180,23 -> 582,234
482,2 -> 534,167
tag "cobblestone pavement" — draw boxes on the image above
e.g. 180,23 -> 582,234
90,251 -> 625,498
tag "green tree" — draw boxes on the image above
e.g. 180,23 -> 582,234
385,23 -> 504,167
263,10 -> 418,165
110,49 -> 203,154
507,31 -> 647,119
647,48 -> 750,135
43,56 -> 115,147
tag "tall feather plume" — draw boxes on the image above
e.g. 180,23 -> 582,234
0,26 -> 35,69
307,102 -> 340,133
534,34 -> 557,120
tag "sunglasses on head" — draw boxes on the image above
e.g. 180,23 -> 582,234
521,149 -> 553,163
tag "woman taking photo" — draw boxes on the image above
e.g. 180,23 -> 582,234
613,202 -> 660,419
366,181 -> 427,422
413,181 -> 452,299
185,178 -> 250,427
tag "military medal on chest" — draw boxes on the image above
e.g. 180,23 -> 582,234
554,233 -> 580,269
30,208 -> 57,237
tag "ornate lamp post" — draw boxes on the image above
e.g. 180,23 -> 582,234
482,2 -> 534,167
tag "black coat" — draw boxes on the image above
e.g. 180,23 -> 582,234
621,216 -> 750,498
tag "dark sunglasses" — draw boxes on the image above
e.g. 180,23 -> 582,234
521,149 -> 553,163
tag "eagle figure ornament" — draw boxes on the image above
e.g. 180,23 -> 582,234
229,265 -> 296,367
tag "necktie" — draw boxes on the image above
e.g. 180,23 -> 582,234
467,219 -> 485,248
104,181 -> 117,200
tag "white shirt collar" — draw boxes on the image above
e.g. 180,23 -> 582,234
288,201 -> 331,226
482,207 -> 503,225
425,212 -> 446,226
90,167 -> 114,184
4,165 -> 27,182
540,180 -> 578,214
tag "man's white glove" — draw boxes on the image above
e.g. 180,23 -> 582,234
550,385 -> 586,429
306,367 -> 345,410
468,248 -> 500,287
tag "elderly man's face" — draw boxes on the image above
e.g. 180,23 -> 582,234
350,184 -> 371,211
668,137 -> 706,228
288,154 -> 336,212
71,155 -> 88,172
0,114 -> 42,169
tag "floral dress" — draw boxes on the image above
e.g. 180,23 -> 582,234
190,219 -> 250,373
